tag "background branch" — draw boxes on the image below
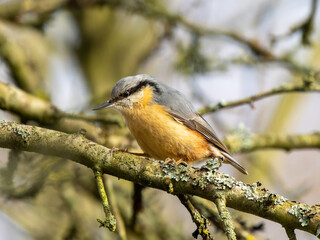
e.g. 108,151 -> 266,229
177,194 -> 214,240
0,81 -> 122,145
271,0 -> 318,45
189,197 -> 262,240
225,132 -> 320,154
199,78 -> 320,114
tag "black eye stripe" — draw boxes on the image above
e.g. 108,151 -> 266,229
112,80 -> 161,103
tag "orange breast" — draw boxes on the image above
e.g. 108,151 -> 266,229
122,103 -> 211,163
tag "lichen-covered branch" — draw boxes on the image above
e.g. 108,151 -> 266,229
225,131 -> 320,154
0,121 -> 319,237
198,79 -> 320,114
104,176 -> 127,240
190,197 -> 261,240
214,195 -> 236,240
177,194 -> 213,240
94,170 -> 117,231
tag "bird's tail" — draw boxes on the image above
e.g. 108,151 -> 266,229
221,151 -> 248,175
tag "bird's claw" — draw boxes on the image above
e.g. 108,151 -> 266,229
176,160 -> 188,166
163,158 -> 176,165
163,158 -> 188,167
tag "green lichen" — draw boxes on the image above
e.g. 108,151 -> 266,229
0,120 -> 8,127
97,215 -> 117,231
288,204 -> 311,227
5,121 -> 31,143
316,227 -> 320,237
205,157 -> 221,171
210,173 -> 235,190
162,162 -> 192,182
162,158 -> 239,191
274,195 -> 288,205
241,182 -> 270,204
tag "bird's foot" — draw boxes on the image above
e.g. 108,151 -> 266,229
176,160 -> 188,166
163,157 -> 176,165
163,158 -> 188,167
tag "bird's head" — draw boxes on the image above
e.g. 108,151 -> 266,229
93,74 -> 162,112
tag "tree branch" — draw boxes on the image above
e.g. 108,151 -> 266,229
0,81 -> 121,126
94,170 -> 117,231
104,176 -> 127,240
0,81 -> 122,145
0,121 -> 319,237
198,79 -> 320,114
214,194 -> 236,240
0,0 -> 274,59
177,194 -> 214,240
189,197 -> 261,239
225,132 -> 320,154
271,0 -> 318,45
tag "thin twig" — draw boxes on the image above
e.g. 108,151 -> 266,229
94,170 -> 116,231
214,195 -> 236,240
198,80 -> 320,114
177,194 -> 214,240
272,0 -> 318,45
189,197 -> 261,240
104,175 -> 127,240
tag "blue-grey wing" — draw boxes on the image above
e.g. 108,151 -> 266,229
153,83 -> 231,155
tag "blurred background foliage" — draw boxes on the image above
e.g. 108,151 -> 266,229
0,0 -> 319,239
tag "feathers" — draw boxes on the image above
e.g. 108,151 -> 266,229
155,83 -> 248,175
170,112 -> 248,175
220,152 -> 248,175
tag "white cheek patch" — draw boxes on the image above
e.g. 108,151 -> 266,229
130,90 -> 144,102
113,89 -> 145,111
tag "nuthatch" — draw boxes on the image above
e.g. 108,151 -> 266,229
93,74 -> 247,174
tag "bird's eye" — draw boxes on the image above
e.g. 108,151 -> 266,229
123,91 -> 130,97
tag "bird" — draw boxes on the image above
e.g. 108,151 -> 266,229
93,74 -> 248,174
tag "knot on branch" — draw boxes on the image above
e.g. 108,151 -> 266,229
97,216 -> 117,231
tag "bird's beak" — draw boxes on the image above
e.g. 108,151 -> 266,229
92,100 -> 113,110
